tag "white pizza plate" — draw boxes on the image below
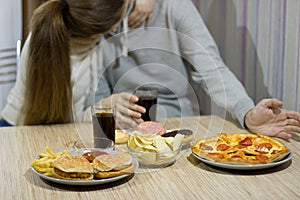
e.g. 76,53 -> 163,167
32,149 -> 139,186
192,152 -> 293,170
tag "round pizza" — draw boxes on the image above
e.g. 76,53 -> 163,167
191,133 -> 291,165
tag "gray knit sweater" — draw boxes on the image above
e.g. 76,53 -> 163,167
96,0 -> 254,127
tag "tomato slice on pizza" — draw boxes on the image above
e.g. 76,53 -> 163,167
191,133 -> 291,165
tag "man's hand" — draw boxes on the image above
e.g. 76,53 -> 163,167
245,98 -> 300,139
98,92 -> 146,129
128,0 -> 155,28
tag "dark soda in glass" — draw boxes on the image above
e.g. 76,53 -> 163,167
137,96 -> 157,121
92,112 -> 115,144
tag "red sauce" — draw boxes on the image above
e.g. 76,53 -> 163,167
82,150 -> 107,162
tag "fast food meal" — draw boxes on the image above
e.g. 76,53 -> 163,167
127,132 -> 184,166
191,133 -> 291,165
93,152 -> 135,178
32,146 -> 136,180
52,156 -> 94,180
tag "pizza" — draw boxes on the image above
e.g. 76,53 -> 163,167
191,133 -> 291,165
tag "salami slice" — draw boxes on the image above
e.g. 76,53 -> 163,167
137,121 -> 166,135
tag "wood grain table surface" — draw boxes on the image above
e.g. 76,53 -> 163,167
1,115 -> 299,200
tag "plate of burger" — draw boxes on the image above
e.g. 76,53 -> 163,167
31,147 -> 138,186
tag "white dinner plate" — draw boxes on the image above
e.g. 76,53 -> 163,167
192,152 -> 293,170
32,150 -> 139,186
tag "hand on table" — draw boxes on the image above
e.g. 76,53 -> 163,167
128,0 -> 155,28
245,98 -> 300,139
99,92 -> 146,129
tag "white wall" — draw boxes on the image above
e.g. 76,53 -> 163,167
0,0 -> 22,112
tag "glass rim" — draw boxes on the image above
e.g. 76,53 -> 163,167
91,104 -> 115,112
133,87 -> 158,97
134,86 -> 158,92
74,137 -> 115,148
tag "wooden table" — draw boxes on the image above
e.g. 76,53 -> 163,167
1,116 -> 299,200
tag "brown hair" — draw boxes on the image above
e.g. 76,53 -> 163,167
22,0 -> 126,125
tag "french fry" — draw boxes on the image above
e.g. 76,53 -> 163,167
32,146 -> 69,177
45,146 -> 57,158
63,150 -> 70,156
35,156 -> 51,162
33,165 -> 49,173
43,168 -> 55,177
38,153 -> 48,158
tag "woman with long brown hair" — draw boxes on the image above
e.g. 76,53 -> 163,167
0,0 -> 127,125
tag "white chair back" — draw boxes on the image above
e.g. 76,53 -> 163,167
0,40 -> 21,84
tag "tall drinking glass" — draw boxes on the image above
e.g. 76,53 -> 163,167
134,87 -> 158,121
91,105 -> 116,145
